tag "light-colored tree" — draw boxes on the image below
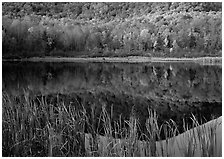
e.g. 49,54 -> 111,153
171,39 -> 180,53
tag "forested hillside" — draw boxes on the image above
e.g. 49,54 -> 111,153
2,2 -> 222,58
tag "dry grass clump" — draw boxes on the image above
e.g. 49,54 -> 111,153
2,92 -> 222,157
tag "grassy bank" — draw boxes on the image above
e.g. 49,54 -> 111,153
2,2 -> 222,59
3,56 -> 221,66
2,92 -> 221,157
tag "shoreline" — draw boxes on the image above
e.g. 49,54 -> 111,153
2,56 -> 222,65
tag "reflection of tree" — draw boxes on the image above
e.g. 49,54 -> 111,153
2,62 -> 222,103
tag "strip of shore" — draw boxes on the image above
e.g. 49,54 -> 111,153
2,56 -> 222,65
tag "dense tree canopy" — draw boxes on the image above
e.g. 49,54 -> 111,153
2,2 -> 222,58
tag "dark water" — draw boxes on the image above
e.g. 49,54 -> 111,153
2,61 -> 222,131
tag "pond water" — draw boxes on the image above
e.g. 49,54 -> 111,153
2,61 -> 222,133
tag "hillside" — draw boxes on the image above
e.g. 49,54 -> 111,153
2,2 -> 222,58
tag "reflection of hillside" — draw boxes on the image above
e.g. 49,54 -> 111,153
3,62 -> 222,103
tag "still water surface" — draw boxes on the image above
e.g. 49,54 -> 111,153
2,61 -> 222,127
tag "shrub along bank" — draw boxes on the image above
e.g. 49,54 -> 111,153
2,2 -> 222,59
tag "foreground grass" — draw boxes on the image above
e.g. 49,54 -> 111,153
2,92 -> 222,157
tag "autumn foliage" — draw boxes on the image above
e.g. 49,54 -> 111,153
2,2 -> 222,58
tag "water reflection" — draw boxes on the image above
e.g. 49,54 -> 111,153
2,61 -> 222,127
3,62 -> 221,99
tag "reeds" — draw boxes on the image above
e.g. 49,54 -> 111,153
2,92 -> 222,157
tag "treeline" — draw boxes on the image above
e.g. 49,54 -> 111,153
2,2 -> 222,19
2,2 -> 222,58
